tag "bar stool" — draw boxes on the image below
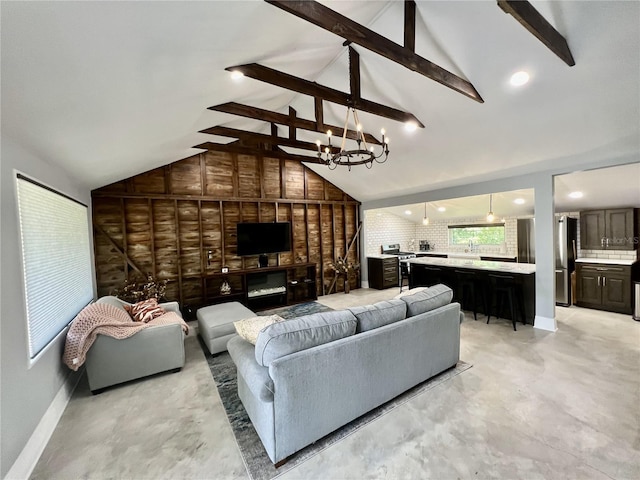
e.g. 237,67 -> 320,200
487,274 -> 526,331
399,262 -> 410,293
454,270 -> 487,321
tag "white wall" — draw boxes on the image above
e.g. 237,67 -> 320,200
0,138 -> 93,478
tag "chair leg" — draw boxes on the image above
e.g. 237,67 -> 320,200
508,290 -> 517,331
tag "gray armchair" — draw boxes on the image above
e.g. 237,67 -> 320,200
85,296 -> 186,394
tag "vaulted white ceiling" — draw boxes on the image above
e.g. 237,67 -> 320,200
2,1 -> 639,202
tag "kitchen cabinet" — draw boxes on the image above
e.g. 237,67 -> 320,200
367,256 -> 399,290
580,208 -> 637,250
576,263 -> 634,314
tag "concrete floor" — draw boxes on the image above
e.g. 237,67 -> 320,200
31,288 -> 640,480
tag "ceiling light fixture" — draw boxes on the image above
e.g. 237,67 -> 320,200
568,191 -> 583,199
486,194 -> 495,222
422,203 -> 429,225
437,207 -> 446,212
514,198 -> 525,205
316,107 -> 389,170
230,70 -> 244,80
404,210 -> 412,215
404,121 -> 418,133
510,71 -> 530,86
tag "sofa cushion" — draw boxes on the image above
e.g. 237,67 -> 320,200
348,299 -> 407,333
401,284 -> 453,317
394,286 -> 428,299
254,310 -> 357,367
234,314 -> 284,345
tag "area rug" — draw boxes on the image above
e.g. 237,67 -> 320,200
205,343 -> 472,480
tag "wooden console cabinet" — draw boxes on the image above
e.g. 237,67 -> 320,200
203,263 -> 317,311
367,256 -> 399,290
576,262 -> 635,314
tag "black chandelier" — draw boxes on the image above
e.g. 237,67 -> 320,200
316,107 -> 389,171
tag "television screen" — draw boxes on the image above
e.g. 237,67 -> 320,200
237,222 -> 292,256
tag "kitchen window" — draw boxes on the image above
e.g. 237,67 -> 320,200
448,224 -> 506,246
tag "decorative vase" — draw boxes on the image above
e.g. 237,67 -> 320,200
220,279 -> 231,295
344,277 -> 350,294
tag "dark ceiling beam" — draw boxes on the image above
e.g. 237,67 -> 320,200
404,0 -> 416,52
265,0 -> 483,103
199,126 -> 341,154
193,141 -> 326,165
225,63 -> 425,127
208,102 -> 382,144
498,0 -> 575,67
349,47 -> 361,101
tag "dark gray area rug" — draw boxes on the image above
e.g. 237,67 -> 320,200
203,302 -> 472,480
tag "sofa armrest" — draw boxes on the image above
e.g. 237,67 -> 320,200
228,336 -> 274,402
160,301 -> 182,317
85,322 -> 185,392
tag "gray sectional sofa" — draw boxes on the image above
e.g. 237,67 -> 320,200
227,284 -> 462,464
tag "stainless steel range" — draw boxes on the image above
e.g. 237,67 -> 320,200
381,243 -> 417,261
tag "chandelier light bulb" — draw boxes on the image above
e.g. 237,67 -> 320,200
487,212 -> 495,222
380,128 -> 386,136
422,217 -> 429,225
326,130 -> 332,138
324,147 -> 330,154
315,140 -> 321,147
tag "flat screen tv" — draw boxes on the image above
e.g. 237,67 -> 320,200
237,222 -> 292,256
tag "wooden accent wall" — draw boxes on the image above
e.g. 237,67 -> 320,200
92,150 -> 361,309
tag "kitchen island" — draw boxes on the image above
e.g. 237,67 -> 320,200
408,257 -> 536,324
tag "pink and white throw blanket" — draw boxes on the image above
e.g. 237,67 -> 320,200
63,302 -> 189,371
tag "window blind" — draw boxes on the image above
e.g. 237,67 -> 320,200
16,174 -> 94,360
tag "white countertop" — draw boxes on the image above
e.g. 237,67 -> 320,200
409,257 -> 536,274
367,254 -> 398,260
576,258 -> 637,266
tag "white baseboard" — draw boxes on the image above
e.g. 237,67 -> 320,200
534,315 -> 558,332
5,371 -> 83,480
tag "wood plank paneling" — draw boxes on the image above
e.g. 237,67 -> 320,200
92,148 -> 360,308
238,155 -> 261,198
284,160 -> 305,199
170,156 -> 202,195
130,167 -> 166,194
205,151 -> 234,197
262,157 -> 282,198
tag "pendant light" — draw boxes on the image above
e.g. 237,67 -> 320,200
422,203 -> 429,225
486,194 -> 495,222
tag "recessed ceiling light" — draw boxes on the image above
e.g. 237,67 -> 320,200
510,71 -> 530,86
404,210 -> 412,215
569,191 -> 583,199
230,70 -> 244,81
437,207 -> 446,212
404,121 -> 418,133
513,198 -> 525,205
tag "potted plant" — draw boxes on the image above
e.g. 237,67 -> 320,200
111,274 -> 168,303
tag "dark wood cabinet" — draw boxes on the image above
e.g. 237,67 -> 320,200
576,263 -> 634,314
367,257 -> 399,290
204,263 -> 317,311
580,208 -> 637,250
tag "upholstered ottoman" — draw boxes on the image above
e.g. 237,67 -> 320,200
197,302 -> 256,354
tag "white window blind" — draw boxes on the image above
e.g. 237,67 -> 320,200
16,174 -> 94,360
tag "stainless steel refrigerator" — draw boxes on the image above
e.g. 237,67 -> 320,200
517,218 -> 536,264
555,216 -> 577,306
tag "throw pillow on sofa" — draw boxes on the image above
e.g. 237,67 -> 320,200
401,284 -> 453,317
124,298 -> 166,323
234,314 -> 284,345
394,286 -> 427,299
348,299 -> 407,333
254,310 -> 357,367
